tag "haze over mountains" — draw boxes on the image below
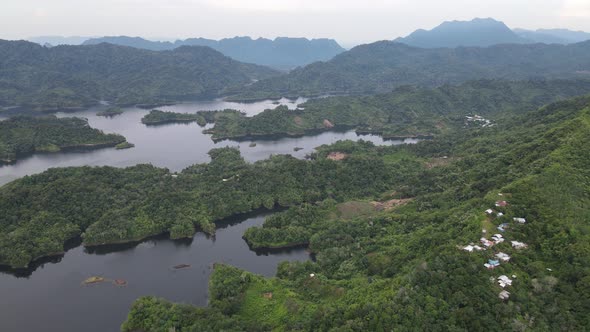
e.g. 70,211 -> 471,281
32,36 -> 345,70
4,17 -> 588,110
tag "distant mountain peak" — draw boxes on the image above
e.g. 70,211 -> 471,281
397,17 -> 528,48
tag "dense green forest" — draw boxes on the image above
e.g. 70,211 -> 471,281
229,40 -> 590,100
0,138 -> 414,268
141,109 -> 243,126
0,116 -> 126,164
0,40 -> 279,111
207,79 -> 590,140
121,95 -> 590,331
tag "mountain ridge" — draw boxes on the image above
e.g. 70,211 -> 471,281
82,36 -> 345,69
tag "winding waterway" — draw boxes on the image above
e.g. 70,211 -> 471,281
0,98 -> 418,331
0,98 -> 417,186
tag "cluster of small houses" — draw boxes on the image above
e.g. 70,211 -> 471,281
459,195 -> 530,301
465,115 -> 494,128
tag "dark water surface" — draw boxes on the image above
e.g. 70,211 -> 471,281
0,213 -> 309,332
0,98 -> 417,332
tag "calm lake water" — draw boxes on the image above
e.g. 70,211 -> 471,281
0,98 -> 417,186
0,98 -> 417,332
0,213 -> 309,332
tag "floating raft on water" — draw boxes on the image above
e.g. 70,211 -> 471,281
173,264 -> 191,269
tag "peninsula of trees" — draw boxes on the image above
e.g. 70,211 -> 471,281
0,116 -> 126,164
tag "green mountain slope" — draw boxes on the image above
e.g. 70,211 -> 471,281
122,95 -> 590,331
230,40 -> 590,100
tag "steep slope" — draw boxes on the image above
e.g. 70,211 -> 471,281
232,40 -> 590,99
0,40 -> 279,110
395,18 -> 529,48
82,36 -> 346,69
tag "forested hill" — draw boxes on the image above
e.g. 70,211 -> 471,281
0,40 -> 279,111
230,40 -> 590,100
122,94 -> 590,331
83,36 -> 346,70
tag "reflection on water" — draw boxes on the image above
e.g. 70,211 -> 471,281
0,212 -> 310,332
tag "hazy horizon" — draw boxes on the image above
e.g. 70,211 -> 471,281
2,0 -> 590,47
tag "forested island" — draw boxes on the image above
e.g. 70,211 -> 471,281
206,79 -> 590,140
96,107 -> 124,117
121,95 -> 590,331
141,109 -> 243,126
0,116 -> 127,164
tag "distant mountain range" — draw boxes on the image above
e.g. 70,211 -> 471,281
395,18 -> 590,48
27,36 -> 89,46
231,40 -> 590,99
81,36 -> 345,70
0,40 -> 279,110
514,28 -> 590,44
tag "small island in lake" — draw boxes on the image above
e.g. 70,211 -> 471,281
141,109 -> 202,125
115,142 -> 135,149
0,115 -> 127,165
141,109 -> 245,126
96,107 -> 124,117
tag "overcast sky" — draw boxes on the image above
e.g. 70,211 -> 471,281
1,0 -> 589,47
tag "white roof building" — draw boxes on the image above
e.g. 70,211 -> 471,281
511,241 -> 528,249
513,217 -> 527,224
499,290 -> 510,300
498,275 -> 513,288
495,252 -> 511,262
